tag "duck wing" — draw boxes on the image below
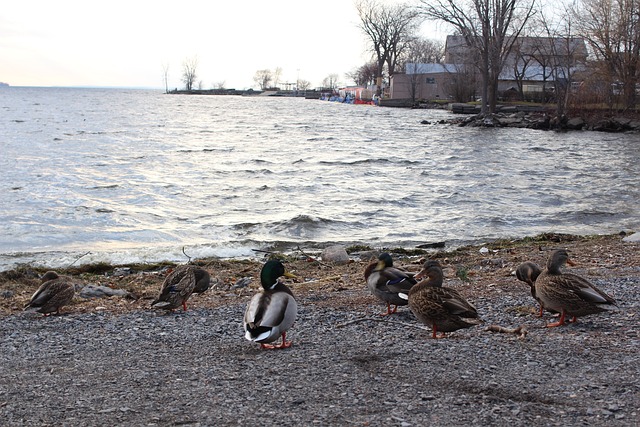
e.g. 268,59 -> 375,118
439,288 -> 479,318
25,282 -> 56,308
562,273 -> 617,305
376,267 -> 416,293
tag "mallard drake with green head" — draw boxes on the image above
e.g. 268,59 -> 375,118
404,260 -> 481,339
24,271 -> 75,316
515,261 -> 547,316
365,252 -> 417,316
534,249 -> 617,328
244,260 -> 297,349
151,265 -> 209,311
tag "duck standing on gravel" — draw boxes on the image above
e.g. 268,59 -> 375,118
24,271 -> 75,316
515,261 -> 546,316
403,260 -> 481,339
244,260 -> 297,349
365,252 -> 417,316
151,265 -> 210,312
534,249 -> 618,328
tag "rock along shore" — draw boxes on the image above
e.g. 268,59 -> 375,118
420,103 -> 640,132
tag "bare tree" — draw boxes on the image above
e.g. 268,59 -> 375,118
297,79 -> 312,90
418,0 -> 536,113
531,6 -> 588,115
526,37 -> 557,101
384,5 -> 422,77
214,81 -> 226,90
182,56 -> 198,91
451,64 -> 480,102
575,0 -> 640,109
161,62 -> 170,94
511,38 -> 535,100
273,67 -> 283,89
355,0 -> 421,94
253,69 -> 273,90
347,62 -> 378,86
399,37 -> 445,65
322,74 -> 340,89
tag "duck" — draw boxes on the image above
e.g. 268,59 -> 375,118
534,249 -> 618,327
24,271 -> 75,315
515,261 -> 547,316
365,252 -> 417,316
151,265 -> 209,311
403,260 -> 481,339
244,260 -> 297,349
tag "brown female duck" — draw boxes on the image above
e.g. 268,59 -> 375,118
534,249 -> 617,327
365,252 -> 417,316
404,260 -> 481,339
151,265 -> 210,311
24,271 -> 75,316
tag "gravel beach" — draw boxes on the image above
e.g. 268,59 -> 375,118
0,234 -> 638,426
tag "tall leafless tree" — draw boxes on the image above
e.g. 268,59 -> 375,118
399,37 -> 445,65
253,69 -> 273,90
531,5 -> 587,115
297,79 -> 312,90
322,74 -> 341,89
418,0 -> 536,113
272,67 -> 283,89
347,62 -> 378,86
355,0 -> 421,94
161,62 -> 170,94
575,0 -> 640,109
182,56 -> 198,91
510,39 -> 536,101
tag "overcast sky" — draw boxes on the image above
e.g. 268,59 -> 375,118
1,0 -> 446,89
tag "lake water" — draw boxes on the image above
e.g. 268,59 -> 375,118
1,87 -> 639,271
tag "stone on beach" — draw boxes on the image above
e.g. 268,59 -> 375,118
78,284 -> 130,299
622,232 -> 640,242
321,245 -> 350,265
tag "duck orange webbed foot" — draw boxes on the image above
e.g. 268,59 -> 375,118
259,333 -> 293,350
381,304 -> 398,316
260,342 -> 293,350
545,311 -> 568,328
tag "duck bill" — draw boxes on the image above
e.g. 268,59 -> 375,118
284,272 -> 298,279
414,269 -> 426,280
566,258 -> 577,266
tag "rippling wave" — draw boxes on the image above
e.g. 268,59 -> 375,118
0,87 -> 639,270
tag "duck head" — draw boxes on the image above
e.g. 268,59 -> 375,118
414,260 -> 444,286
40,271 -> 60,282
547,249 -> 576,274
260,260 -> 296,290
375,252 -> 394,271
